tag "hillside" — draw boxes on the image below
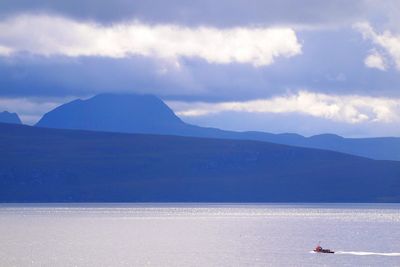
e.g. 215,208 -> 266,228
1,123 -> 399,202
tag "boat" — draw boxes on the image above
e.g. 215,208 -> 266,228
313,244 -> 334,254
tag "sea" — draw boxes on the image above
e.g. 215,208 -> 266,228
0,203 -> 399,266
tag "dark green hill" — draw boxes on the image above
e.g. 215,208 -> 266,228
1,123 -> 399,202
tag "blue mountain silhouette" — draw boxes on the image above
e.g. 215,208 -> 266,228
0,111 -> 22,124
36,93 -> 400,161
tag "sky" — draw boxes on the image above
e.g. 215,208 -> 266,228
0,0 -> 399,137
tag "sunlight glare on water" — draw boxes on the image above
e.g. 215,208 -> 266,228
0,203 -> 399,266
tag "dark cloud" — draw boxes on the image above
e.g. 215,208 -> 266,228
0,0 -> 368,27
0,55 -> 169,97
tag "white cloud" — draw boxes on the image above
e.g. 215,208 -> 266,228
0,45 -> 13,56
355,22 -> 400,70
0,14 -> 302,67
364,51 -> 386,70
167,91 -> 400,124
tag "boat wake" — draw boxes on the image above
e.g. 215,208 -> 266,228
335,251 -> 400,257
310,251 -> 400,256
310,250 -> 400,257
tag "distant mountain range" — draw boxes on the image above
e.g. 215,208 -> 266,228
0,111 -> 21,124
1,122 -> 399,202
36,93 -> 400,161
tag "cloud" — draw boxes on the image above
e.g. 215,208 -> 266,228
179,109 -> 400,137
1,29 -> 400,101
355,22 -> 400,70
0,45 -> 13,56
167,91 -> 400,124
0,96 -> 73,124
0,0 -> 369,28
364,50 -> 386,70
0,14 -> 301,67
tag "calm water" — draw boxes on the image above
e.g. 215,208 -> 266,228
0,204 -> 399,266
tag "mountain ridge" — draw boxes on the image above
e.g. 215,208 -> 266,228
35,93 -> 400,161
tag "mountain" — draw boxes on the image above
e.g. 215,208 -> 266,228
1,122 -> 399,202
35,93 -> 400,161
0,111 -> 22,124
36,94 -> 188,134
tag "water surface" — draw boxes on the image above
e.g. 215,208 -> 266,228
0,203 -> 399,266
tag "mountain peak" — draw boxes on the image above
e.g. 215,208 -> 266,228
309,133 -> 344,140
0,111 -> 22,125
35,93 -> 186,134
